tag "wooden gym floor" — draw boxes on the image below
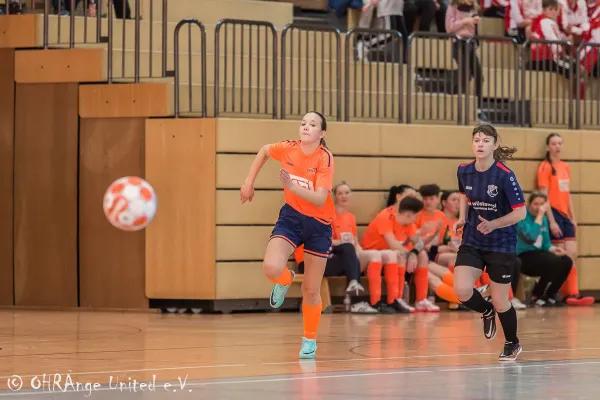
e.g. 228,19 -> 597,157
0,306 -> 599,399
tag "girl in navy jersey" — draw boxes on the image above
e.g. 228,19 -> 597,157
453,123 -> 526,362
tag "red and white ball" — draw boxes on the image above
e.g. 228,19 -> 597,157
103,177 -> 157,231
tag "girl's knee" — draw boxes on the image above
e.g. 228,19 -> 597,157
382,250 -> 398,264
417,250 -> 429,265
370,251 -> 382,263
263,259 -> 282,279
301,282 -> 321,302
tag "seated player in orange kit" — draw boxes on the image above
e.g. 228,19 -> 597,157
360,192 -> 440,313
415,184 -> 462,308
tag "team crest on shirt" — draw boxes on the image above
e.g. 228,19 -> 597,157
487,185 -> 499,198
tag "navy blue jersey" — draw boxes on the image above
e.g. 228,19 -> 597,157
458,160 -> 525,253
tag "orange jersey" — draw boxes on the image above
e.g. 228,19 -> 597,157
416,209 -> 447,245
537,160 -> 571,217
360,206 -> 397,250
395,223 -> 418,250
333,211 -> 358,243
445,217 -> 462,242
360,206 -> 416,250
269,140 -> 335,223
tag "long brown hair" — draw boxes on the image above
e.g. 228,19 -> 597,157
545,132 -> 561,176
472,123 -> 517,162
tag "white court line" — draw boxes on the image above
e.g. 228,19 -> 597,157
0,364 -> 246,380
2,346 -> 600,380
188,359 -> 600,387
262,346 -> 600,365
2,359 -> 600,396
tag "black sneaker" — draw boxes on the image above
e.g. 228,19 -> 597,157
499,341 -> 522,361
376,301 -> 397,314
482,308 -> 496,340
389,299 -> 415,313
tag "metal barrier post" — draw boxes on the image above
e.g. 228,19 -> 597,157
173,19 -> 207,117
344,28 -> 403,122
214,19 -> 277,119
281,24 -> 341,121
406,32 -> 462,125
522,39 -> 573,128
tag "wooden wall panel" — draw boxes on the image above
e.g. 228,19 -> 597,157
14,83 -> 78,307
145,119 -> 217,300
0,49 -> 15,306
15,48 -> 107,84
79,118 -> 148,309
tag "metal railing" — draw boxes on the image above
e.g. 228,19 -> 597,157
465,36 -> 520,126
173,18 -> 206,117
344,28 -> 403,122
281,24 -> 342,121
21,0 -> 169,83
521,39 -> 574,128
214,19 -> 277,118
407,32 -> 463,125
107,0 -> 169,83
576,42 -> 600,129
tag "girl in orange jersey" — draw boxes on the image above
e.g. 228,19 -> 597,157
331,181 -> 394,313
537,133 -> 594,306
240,111 -> 335,359
415,185 -> 463,308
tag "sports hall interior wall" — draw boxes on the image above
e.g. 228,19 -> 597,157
0,2 -> 600,311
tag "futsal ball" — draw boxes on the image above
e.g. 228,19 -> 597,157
103,176 -> 157,231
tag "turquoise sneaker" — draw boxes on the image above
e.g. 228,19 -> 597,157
269,270 -> 295,309
298,337 -> 317,359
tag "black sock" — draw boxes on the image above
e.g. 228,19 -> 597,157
461,288 -> 494,314
497,305 -> 519,343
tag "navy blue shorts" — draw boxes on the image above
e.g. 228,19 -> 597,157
551,207 -> 576,242
271,204 -> 333,258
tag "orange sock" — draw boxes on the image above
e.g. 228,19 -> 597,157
384,263 -> 399,304
397,265 -> 407,299
302,301 -> 322,339
435,282 -> 460,303
561,266 -> 579,297
448,265 -> 455,273
415,266 -> 429,302
442,271 -> 454,286
474,277 -> 482,288
367,262 -> 383,305
481,272 -> 490,285
270,268 -> 292,286
509,286 -> 514,300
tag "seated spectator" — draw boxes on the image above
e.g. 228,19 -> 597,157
333,181 -> 396,313
355,0 -> 408,63
295,182 -> 376,313
557,0 -> 589,44
446,0 -> 485,120
416,184 -> 447,262
480,0 -> 508,18
361,191 -> 440,312
505,0 -> 542,42
528,0 -> 586,98
516,192 -> 573,307
404,0 -> 440,35
436,190 -> 461,268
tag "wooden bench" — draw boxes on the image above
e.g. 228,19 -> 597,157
292,274 -> 334,313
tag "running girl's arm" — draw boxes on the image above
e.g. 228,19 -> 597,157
243,144 -> 271,186
282,173 -> 330,207
458,193 -> 468,222
487,206 -> 526,229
